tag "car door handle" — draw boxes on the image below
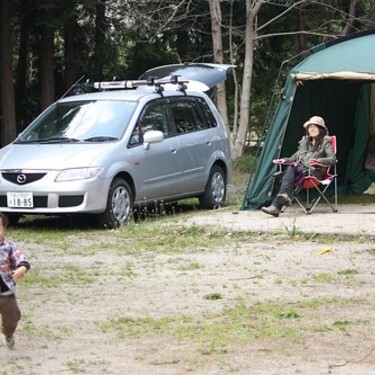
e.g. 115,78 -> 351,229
170,147 -> 177,154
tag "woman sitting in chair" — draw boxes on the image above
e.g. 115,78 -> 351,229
262,115 -> 336,217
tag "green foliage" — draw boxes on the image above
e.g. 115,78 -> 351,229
333,320 -> 351,331
314,273 -> 336,283
232,153 -> 256,175
6,0 -> 374,141
337,269 -> 359,276
98,296 -> 357,353
281,219 -> 301,238
203,293 -> 223,301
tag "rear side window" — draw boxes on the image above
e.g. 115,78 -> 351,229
169,99 -> 206,134
196,97 -> 218,128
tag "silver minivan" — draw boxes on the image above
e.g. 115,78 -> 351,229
0,64 -> 233,228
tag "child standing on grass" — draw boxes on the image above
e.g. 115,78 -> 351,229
0,213 -> 31,349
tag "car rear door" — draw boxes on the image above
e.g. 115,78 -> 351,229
168,97 -> 213,192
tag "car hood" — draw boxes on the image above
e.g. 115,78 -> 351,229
139,63 -> 235,91
0,143 -> 114,170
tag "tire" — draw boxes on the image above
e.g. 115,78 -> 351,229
199,165 -> 226,209
97,178 -> 133,229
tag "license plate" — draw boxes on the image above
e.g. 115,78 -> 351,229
7,192 -> 33,208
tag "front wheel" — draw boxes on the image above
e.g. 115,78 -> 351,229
97,178 -> 133,229
199,165 -> 226,209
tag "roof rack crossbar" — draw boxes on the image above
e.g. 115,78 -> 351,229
87,75 -> 189,91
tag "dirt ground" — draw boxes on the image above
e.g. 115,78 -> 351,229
1,206 -> 374,375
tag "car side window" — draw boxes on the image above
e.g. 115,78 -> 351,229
196,97 -> 218,128
169,99 -> 206,134
129,103 -> 170,146
140,104 -> 170,136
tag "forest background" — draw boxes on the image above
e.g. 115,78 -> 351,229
1,0 -> 375,160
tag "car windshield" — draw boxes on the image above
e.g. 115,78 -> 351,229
16,100 -> 137,143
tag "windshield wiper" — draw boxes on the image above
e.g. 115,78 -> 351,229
15,136 -> 118,144
39,137 -> 81,143
83,136 -> 118,142
14,139 -> 42,144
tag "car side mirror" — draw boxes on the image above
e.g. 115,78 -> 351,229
143,130 -> 164,150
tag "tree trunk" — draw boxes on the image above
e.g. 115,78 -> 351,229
15,0 -> 31,133
39,5 -> 55,111
228,0 -> 239,139
64,0 -> 78,91
208,0 -> 231,146
94,0 -> 107,80
232,0 -> 263,160
343,0 -> 359,35
0,0 -> 17,145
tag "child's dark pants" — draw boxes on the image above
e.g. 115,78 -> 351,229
0,295 -> 21,338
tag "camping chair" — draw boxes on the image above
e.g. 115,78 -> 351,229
275,135 -> 338,215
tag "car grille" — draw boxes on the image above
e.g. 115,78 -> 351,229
2,172 -> 47,185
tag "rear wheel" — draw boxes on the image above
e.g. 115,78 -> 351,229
199,165 -> 226,209
97,178 -> 133,229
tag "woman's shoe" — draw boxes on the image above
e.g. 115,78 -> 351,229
261,205 -> 280,217
275,193 -> 291,206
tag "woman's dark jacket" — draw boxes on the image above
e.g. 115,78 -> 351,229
283,135 -> 336,180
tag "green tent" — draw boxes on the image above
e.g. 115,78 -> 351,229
243,29 -> 375,210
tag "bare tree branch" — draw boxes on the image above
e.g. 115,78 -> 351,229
256,30 -> 338,40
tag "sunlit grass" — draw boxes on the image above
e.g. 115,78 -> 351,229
98,296 -> 360,353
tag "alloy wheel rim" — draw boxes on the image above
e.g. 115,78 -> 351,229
211,172 -> 225,204
112,186 -> 131,223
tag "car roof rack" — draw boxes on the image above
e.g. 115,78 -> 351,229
85,75 -> 188,96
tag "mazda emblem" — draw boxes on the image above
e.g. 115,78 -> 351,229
16,174 -> 27,184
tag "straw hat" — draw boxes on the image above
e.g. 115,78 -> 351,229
303,116 -> 328,132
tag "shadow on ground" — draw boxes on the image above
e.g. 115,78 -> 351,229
10,201 -> 209,231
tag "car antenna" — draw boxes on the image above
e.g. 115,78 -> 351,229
59,75 -> 86,99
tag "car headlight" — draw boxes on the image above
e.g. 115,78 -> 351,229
56,167 -> 103,182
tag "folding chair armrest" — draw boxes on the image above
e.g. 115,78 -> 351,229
272,161 -> 296,177
273,161 -> 296,167
272,161 -> 283,177
308,160 -> 336,175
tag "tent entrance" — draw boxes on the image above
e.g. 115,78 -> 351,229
282,79 -> 372,192
243,77 -> 375,210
